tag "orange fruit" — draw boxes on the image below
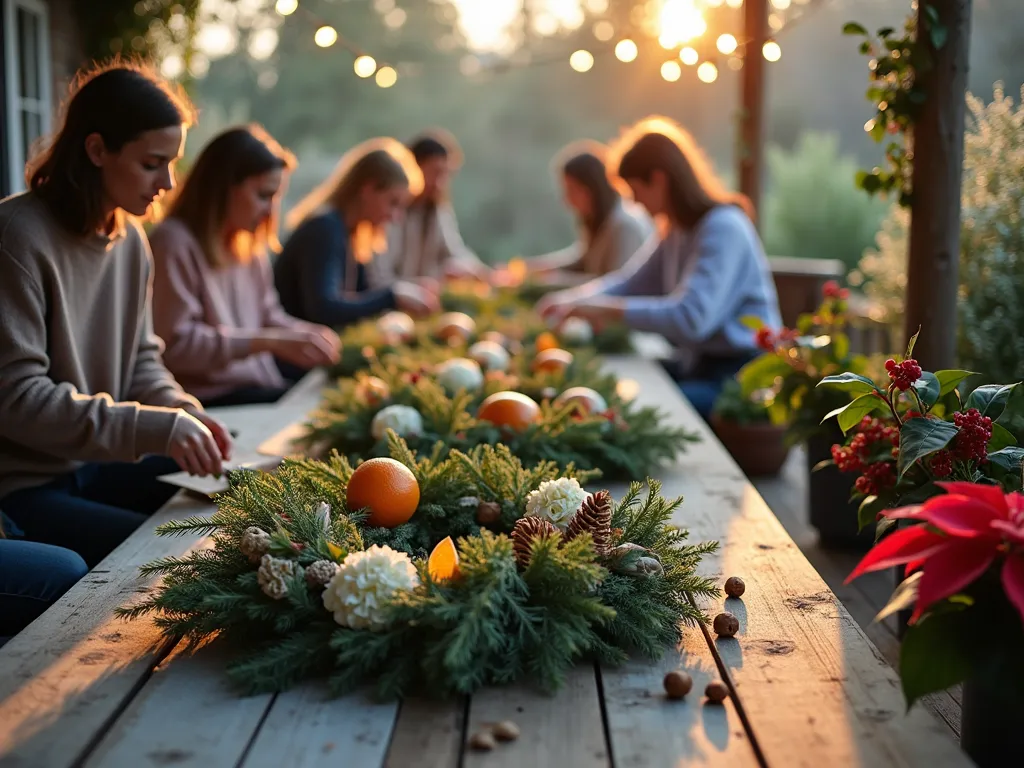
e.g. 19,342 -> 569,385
427,536 -> 460,582
554,386 -> 608,415
533,348 -> 574,374
478,391 -> 541,431
346,458 -> 420,528
358,376 -> 390,406
436,312 -> 476,342
535,331 -> 559,353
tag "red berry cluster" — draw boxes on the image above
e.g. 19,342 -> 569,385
855,462 -> 896,496
755,327 -> 776,351
884,358 -> 922,391
831,417 -> 899,478
822,280 -> 851,300
928,449 -> 954,478
952,408 -> 992,462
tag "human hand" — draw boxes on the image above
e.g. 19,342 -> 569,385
255,328 -> 340,369
168,411 -> 225,477
183,406 -> 234,463
394,281 -> 441,317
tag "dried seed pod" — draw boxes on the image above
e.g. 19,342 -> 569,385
705,680 -> 729,704
724,576 -> 746,598
469,731 -> 497,751
663,670 -> 693,699
476,500 -> 502,525
492,720 -> 520,741
713,612 -> 739,638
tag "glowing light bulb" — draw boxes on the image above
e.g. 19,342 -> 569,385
763,40 -> 782,62
314,26 -> 337,47
717,33 -> 738,55
593,20 -> 614,41
615,39 -> 638,62
680,46 -> 698,66
697,60 -> 718,83
726,0 -> 743,8
661,60 -> 682,82
354,55 -> 377,78
570,49 -> 595,72
375,66 -> 397,88
275,0 -> 297,15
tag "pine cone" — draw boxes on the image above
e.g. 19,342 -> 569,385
512,516 -> 558,568
305,559 -> 339,588
566,490 -> 613,557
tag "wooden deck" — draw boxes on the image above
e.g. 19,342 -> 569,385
0,359 -> 970,767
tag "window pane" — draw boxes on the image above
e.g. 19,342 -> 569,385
17,8 -> 40,100
22,109 -> 42,164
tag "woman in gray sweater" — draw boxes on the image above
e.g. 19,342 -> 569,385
539,118 -> 782,418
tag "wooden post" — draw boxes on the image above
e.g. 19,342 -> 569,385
738,0 -> 768,221
903,0 -> 973,368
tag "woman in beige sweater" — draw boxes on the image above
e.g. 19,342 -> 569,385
150,125 -> 340,407
0,61 -> 232,568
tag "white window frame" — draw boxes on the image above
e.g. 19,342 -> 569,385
3,0 -> 52,194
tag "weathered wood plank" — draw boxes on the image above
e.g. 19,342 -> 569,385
242,685 -> 398,768
601,357 -> 970,768
83,642 -> 272,768
384,697 -> 465,768
463,666 -> 608,768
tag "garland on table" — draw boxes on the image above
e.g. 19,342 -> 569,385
303,352 -> 698,480
119,434 -> 718,698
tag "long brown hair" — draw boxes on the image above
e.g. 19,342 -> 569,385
27,58 -> 195,236
286,138 -> 422,262
612,116 -> 753,228
161,125 -> 296,267
554,140 -> 621,241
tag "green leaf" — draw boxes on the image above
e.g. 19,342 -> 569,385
987,447 -> 1024,475
843,21 -> 868,35
817,372 -> 882,396
740,315 -> 765,331
832,332 -> 850,362
859,40 -> 871,54
988,423 -> 1016,453
934,370 -> 977,396
911,372 -> 940,408
924,4 -> 940,24
837,393 -> 885,434
930,24 -> 948,49
900,609 -> 976,708
905,327 -> 920,359
737,354 -> 791,397
858,495 -> 886,532
965,384 -> 1018,419
876,571 -> 922,622
876,26 -> 895,37
897,418 -> 959,477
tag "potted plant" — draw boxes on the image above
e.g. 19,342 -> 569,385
847,484 -> 1024,768
709,379 -> 790,477
740,281 -> 881,548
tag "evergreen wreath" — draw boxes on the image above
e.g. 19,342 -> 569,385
119,434 -> 718,698
302,355 -> 699,480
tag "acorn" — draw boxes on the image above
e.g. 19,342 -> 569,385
468,731 -> 496,751
705,680 -> 729,704
724,576 -> 746,598
663,670 -> 693,699
476,500 -> 502,525
492,720 -> 520,741
713,612 -> 739,638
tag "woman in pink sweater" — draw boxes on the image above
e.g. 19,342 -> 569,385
151,126 -> 340,407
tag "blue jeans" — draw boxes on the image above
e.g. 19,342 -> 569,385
1,456 -> 181,568
0,539 -> 88,641
666,353 -> 757,421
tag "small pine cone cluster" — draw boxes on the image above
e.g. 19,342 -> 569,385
512,516 -> 558,568
240,526 -> 271,563
305,559 -> 339,588
565,491 -> 613,557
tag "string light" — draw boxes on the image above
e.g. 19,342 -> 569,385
593,20 -> 614,41
716,33 -> 737,55
354,55 -> 377,78
697,60 -> 718,83
314,25 -> 337,48
569,49 -> 595,72
375,65 -> 397,88
275,0 -> 297,15
727,56 -> 744,71
725,0 -> 743,7
614,39 -> 638,63
763,40 -> 782,62
680,46 -> 698,66
771,0 -> 792,8
660,60 -> 682,82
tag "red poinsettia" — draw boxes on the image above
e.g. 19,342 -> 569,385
847,482 -> 1024,625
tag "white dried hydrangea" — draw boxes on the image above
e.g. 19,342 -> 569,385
468,341 -> 511,373
525,478 -> 588,530
305,559 -> 340,588
257,554 -> 300,600
435,358 -> 484,394
322,545 -> 420,631
240,526 -> 271,563
560,317 -> 593,345
370,404 -> 424,441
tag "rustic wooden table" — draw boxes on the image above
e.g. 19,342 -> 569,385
0,360 -> 969,768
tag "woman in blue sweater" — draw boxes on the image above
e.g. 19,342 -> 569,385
274,138 -> 440,328
538,117 -> 782,418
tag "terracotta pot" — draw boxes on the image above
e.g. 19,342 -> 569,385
710,415 -> 790,478
806,427 -> 874,551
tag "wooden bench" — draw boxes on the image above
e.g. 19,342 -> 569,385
0,361 -> 968,767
